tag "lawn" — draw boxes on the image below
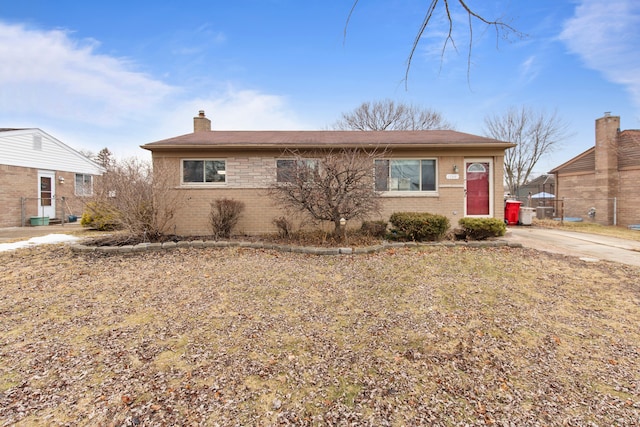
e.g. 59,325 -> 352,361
535,218 -> 640,242
1,244 -> 639,426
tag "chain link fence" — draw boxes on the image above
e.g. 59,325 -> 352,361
515,196 -> 618,225
19,196 -> 72,227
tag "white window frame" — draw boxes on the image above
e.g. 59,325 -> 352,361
181,159 -> 227,185
75,173 -> 93,196
375,158 -> 438,195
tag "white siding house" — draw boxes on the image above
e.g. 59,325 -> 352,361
0,128 -> 104,227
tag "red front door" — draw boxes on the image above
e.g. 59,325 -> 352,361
466,162 -> 490,215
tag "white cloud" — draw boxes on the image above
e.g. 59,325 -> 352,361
189,87 -> 311,130
0,22 -> 175,126
560,0 -> 640,108
519,55 -> 540,84
0,21 -> 312,159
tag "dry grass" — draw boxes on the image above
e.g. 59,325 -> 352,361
1,244 -> 639,426
535,218 -> 640,242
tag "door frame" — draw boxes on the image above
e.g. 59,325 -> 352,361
464,158 -> 494,217
37,170 -> 56,218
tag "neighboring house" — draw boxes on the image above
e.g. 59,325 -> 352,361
141,111 -> 515,236
549,113 -> 640,226
0,128 -> 104,227
516,174 -> 556,206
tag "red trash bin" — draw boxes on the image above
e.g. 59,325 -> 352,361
504,200 -> 522,225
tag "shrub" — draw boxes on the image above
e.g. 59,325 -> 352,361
360,220 -> 388,238
80,202 -> 120,231
458,217 -> 506,240
272,216 -> 293,238
83,157 -> 186,241
210,198 -> 245,239
388,212 -> 450,241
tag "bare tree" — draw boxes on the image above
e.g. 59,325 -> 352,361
77,148 -> 95,160
269,148 -> 384,236
483,106 -> 570,196
85,157 -> 185,240
333,99 -> 453,131
346,1 -> 522,85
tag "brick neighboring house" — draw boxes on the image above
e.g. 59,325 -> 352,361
549,113 -> 640,226
141,111 -> 515,236
0,128 -> 104,227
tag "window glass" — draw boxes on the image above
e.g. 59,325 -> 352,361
183,160 -> 225,183
205,160 -> 225,182
375,159 -> 437,192
75,174 -> 93,196
183,160 -> 203,182
467,163 -> 487,173
421,159 -> 436,191
276,159 -> 295,183
374,160 -> 389,191
391,159 -> 420,191
276,159 -> 317,183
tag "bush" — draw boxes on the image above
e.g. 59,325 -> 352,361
388,212 -> 450,241
272,216 -> 293,238
360,220 -> 388,238
458,217 -> 506,240
210,198 -> 245,239
80,202 -> 121,231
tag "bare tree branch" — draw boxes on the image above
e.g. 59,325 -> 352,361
86,157 -> 186,239
347,0 -> 524,88
484,106 -> 571,196
269,148 -> 385,235
333,99 -> 453,131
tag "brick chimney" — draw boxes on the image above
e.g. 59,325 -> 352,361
594,112 -> 620,224
193,110 -> 211,133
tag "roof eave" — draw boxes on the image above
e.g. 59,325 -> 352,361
141,142 -> 515,151
548,146 -> 596,174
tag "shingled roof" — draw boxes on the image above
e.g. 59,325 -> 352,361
142,130 -> 513,151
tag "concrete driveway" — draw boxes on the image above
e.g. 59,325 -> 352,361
506,226 -> 640,267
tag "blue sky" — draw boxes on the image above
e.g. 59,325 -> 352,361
1,0 -> 639,176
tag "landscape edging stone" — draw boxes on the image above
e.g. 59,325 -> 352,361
71,239 -> 521,255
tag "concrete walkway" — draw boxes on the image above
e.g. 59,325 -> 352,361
506,226 -> 640,267
0,223 -> 84,243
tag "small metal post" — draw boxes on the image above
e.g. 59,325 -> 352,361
21,197 -> 25,227
60,196 -> 65,226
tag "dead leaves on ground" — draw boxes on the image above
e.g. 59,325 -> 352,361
0,245 -> 639,425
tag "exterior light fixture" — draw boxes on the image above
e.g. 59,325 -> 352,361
58,176 -> 65,184
453,165 -> 459,173
340,217 -> 346,227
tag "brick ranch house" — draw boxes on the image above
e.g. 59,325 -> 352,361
141,111 -> 515,236
549,113 -> 640,227
0,128 -> 104,228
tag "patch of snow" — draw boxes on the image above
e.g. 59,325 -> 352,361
0,234 -> 80,252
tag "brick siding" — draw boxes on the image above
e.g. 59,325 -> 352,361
157,154 -> 506,236
618,167 -> 640,226
0,165 -> 94,227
